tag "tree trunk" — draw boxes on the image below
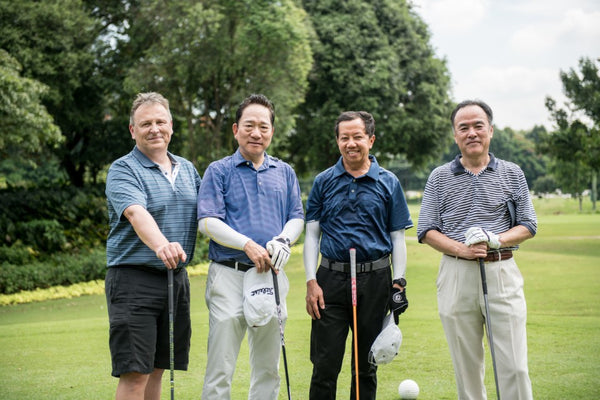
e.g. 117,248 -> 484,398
591,171 -> 597,211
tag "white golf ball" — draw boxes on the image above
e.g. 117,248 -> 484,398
398,379 -> 419,399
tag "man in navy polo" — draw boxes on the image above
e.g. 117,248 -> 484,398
417,99 -> 537,399
197,94 -> 304,399
304,111 -> 413,399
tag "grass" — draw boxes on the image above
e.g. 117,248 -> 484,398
0,198 -> 598,399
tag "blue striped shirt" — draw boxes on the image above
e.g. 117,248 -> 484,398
306,155 -> 413,263
106,146 -> 201,269
417,153 -> 537,244
197,149 -> 304,264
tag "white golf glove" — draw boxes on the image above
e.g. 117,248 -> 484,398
464,227 -> 501,249
266,236 -> 291,271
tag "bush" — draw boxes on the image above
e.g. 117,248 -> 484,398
0,248 -> 106,294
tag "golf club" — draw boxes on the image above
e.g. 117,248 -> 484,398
271,268 -> 292,400
168,268 -> 175,400
350,248 -> 360,400
478,258 -> 501,400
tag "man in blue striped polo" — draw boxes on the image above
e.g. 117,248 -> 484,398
417,99 -> 537,399
105,92 -> 201,399
197,94 -> 304,399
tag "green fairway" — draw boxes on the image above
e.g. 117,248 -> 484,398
0,206 -> 599,399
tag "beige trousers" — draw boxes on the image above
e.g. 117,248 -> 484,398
437,255 -> 533,400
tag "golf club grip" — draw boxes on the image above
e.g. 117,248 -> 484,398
350,248 -> 357,306
478,258 -> 488,295
271,268 -> 281,306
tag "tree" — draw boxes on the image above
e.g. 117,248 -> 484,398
0,49 -> 62,158
0,0 -> 130,187
289,0 -> 453,174
120,0 -> 314,170
545,57 -> 600,210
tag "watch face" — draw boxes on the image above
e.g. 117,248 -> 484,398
395,278 -> 406,287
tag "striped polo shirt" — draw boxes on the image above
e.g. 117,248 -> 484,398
197,149 -> 304,264
106,146 -> 201,269
417,153 -> 537,244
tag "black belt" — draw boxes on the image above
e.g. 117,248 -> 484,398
217,260 -> 255,272
445,249 -> 513,262
122,265 -> 184,275
320,255 -> 390,274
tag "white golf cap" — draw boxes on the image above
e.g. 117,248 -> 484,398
243,268 -> 289,327
369,313 -> 402,365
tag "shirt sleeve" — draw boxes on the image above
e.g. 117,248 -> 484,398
416,168 -> 442,243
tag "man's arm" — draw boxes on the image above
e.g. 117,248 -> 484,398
304,220 -> 324,320
124,204 -> 186,269
266,218 -> 304,271
422,229 -> 488,260
198,217 -> 273,272
390,229 -> 407,283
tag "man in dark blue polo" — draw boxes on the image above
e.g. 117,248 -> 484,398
417,99 -> 537,399
304,111 -> 413,400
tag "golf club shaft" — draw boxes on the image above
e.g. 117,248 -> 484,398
479,258 -> 501,400
271,268 -> 292,400
350,248 -> 359,400
168,268 -> 175,400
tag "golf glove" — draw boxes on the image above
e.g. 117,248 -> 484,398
266,236 -> 291,271
464,227 -> 501,249
389,287 -> 408,324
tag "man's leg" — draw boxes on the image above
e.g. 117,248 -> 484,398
248,318 -> 281,400
115,372 -> 150,400
201,263 -> 247,400
352,268 -> 389,400
438,256 -> 487,400
309,268 -> 350,400
485,260 -> 533,400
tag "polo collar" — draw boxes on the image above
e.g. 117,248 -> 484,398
333,154 -> 380,180
233,148 -> 274,170
451,152 -> 498,175
132,146 -> 177,168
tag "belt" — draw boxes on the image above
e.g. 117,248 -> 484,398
122,265 -> 184,275
217,260 -> 255,272
320,255 -> 390,274
445,249 -> 513,262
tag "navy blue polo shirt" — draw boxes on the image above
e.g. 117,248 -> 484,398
106,146 -> 201,269
306,155 -> 413,263
417,153 -> 537,243
197,149 -> 304,264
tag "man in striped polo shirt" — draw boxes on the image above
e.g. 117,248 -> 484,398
417,99 -> 537,399
197,94 -> 304,399
105,92 -> 201,399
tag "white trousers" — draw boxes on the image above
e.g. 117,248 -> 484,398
437,255 -> 533,400
201,262 -> 283,400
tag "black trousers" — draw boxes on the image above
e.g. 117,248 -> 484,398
309,266 -> 391,400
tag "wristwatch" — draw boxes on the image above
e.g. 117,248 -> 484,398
393,278 -> 407,288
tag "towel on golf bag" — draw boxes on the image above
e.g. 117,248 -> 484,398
243,268 -> 289,327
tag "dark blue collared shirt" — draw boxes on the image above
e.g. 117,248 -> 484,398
306,155 -> 413,263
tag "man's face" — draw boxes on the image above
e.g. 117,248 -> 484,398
453,105 -> 493,158
129,103 -> 173,156
233,104 -> 274,162
336,118 -> 375,169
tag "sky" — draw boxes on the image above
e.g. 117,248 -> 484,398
410,0 -> 600,131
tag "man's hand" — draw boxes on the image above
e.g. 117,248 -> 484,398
464,227 -> 501,249
389,287 -> 408,324
243,240 -> 272,272
156,242 -> 187,269
306,279 -> 325,319
266,236 -> 291,271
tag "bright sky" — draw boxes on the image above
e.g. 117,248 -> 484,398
411,0 -> 600,131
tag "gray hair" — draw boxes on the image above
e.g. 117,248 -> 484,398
129,92 -> 172,125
